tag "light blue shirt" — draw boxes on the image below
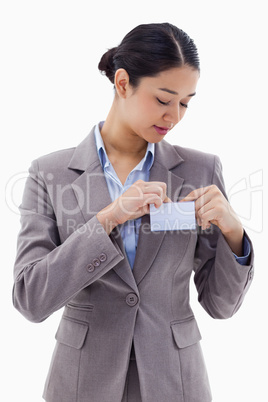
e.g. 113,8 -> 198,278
94,122 -> 155,268
94,122 -> 250,268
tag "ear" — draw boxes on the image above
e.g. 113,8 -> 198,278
114,68 -> 131,99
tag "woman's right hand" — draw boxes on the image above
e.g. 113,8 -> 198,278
96,180 -> 170,234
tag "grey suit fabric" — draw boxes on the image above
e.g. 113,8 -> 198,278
13,126 -> 254,402
122,351 -> 142,402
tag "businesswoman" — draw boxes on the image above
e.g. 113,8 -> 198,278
13,23 -> 254,402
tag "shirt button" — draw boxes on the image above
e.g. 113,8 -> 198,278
99,253 -> 107,262
93,258 -> 100,267
87,264 -> 95,273
126,293 -> 139,307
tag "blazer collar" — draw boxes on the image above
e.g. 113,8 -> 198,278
68,126 -> 99,171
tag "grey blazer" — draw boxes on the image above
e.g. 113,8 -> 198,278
13,126 -> 254,402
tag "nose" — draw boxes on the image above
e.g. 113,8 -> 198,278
163,105 -> 180,126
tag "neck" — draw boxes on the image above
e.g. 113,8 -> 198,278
100,102 -> 148,158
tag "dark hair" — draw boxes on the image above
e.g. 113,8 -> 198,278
98,22 -> 200,87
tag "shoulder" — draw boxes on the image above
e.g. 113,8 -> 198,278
29,127 -> 97,176
159,139 -> 221,171
26,147 -> 79,189
173,143 -> 219,168
30,147 -> 76,175
165,142 -> 223,187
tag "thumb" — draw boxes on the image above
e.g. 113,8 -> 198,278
180,187 -> 209,202
163,196 -> 172,203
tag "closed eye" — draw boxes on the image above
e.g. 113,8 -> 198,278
157,97 -> 189,109
157,98 -> 170,106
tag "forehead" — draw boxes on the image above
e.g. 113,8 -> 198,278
139,66 -> 200,95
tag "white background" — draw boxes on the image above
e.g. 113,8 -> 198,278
1,1 -> 267,401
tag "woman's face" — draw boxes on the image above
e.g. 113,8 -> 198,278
119,66 -> 200,143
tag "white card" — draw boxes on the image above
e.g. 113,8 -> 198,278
150,201 -> 196,231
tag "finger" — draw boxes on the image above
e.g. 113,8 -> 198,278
197,199 -> 214,217
196,215 -> 212,230
195,193 -> 214,213
194,197 -> 214,227
198,206 -> 219,230
143,182 -> 167,200
137,180 -> 167,191
181,186 -> 210,202
130,204 -> 151,220
131,181 -> 166,201
142,193 -> 163,208
144,181 -> 167,188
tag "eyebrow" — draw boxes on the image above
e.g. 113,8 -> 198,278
158,88 -> 196,97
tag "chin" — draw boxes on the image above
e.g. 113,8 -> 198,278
150,136 -> 166,144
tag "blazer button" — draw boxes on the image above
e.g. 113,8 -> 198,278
126,293 -> 139,307
99,253 -> 107,262
87,264 -> 95,273
93,258 -> 100,267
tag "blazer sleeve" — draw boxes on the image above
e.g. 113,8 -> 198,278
12,160 -> 124,323
193,155 -> 254,319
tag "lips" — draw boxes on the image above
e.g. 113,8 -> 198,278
153,125 -> 170,135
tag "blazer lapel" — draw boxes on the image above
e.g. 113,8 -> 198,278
68,127 -> 138,293
132,140 -> 185,285
70,162 -> 111,223
67,127 -> 112,226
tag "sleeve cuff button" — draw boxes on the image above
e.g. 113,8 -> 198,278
93,258 -> 100,267
99,253 -> 107,262
87,264 -> 95,273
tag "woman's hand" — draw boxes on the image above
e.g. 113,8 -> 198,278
97,180 -> 171,235
181,185 -> 244,256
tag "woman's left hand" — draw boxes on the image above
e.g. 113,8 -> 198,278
181,185 -> 244,256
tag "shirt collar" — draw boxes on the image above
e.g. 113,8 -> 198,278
94,121 -> 155,171
94,121 -> 110,169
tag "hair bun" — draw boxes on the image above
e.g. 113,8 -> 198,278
98,47 -> 117,84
